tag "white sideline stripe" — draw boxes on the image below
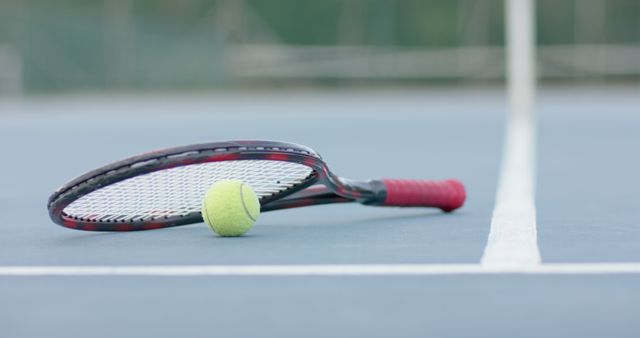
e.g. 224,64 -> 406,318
1,264 -> 640,276
481,115 -> 540,267
481,0 -> 540,267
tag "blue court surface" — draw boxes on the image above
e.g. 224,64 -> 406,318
0,85 -> 639,338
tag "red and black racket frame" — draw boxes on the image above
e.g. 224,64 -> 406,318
48,140 -> 465,231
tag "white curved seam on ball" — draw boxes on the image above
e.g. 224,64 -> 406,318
240,183 -> 257,222
202,199 -> 213,230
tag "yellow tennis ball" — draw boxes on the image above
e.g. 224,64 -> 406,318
201,179 -> 260,237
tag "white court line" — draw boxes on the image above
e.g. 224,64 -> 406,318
481,0 -> 540,267
1,264 -> 640,276
481,114 -> 540,267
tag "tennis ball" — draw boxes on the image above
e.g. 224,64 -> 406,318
201,179 -> 260,237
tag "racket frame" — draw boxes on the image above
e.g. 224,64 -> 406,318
48,140 -> 384,231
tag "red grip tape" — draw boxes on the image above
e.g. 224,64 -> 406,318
382,178 -> 466,212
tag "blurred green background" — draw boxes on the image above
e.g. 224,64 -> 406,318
0,0 -> 638,94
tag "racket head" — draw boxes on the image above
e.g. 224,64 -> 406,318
48,140 -> 331,231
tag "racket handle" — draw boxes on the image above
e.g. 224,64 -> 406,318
380,178 -> 466,212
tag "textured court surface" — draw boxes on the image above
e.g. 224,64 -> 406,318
0,86 -> 638,338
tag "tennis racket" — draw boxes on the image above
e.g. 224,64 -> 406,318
48,140 -> 466,231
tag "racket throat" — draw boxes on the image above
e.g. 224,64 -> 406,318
338,178 -> 387,205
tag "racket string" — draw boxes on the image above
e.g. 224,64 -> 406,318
63,160 -> 313,223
